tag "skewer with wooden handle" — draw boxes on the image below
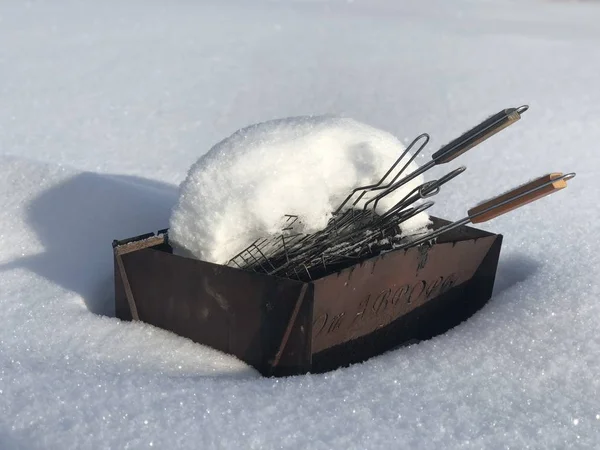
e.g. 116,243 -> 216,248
430,105 -> 529,164
364,105 -> 529,212
399,172 -> 576,250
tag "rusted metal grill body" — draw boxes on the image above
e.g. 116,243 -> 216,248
113,217 -> 502,377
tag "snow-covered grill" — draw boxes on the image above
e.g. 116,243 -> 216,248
112,105 -> 575,376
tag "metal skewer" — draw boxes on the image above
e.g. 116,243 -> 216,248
363,106 -> 529,212
334,133 -> 430,214
397,172 -> 576,250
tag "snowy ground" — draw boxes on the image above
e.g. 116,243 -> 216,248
1,0 -> 600,448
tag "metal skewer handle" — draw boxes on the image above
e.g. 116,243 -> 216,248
400,171 -> 575,250
432,105 -> 529,164
468,172 -> 571,223
362,105 -> 529,211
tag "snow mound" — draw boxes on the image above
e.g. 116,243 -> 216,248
169,115 -> 430,264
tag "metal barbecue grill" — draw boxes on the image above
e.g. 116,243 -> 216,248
112,104 -> 577,377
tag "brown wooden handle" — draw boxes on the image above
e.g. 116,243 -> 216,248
432,108 -> 521,164
468,173 -> 568,223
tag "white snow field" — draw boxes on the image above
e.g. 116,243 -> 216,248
1,0 -> 599,448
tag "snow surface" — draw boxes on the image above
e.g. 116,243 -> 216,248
169,115 -> 428,264
2,0 -> 600,449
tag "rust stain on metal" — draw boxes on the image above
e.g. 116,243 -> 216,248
114,234 -> 166,256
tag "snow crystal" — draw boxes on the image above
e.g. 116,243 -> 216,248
169,115 -> 429,264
